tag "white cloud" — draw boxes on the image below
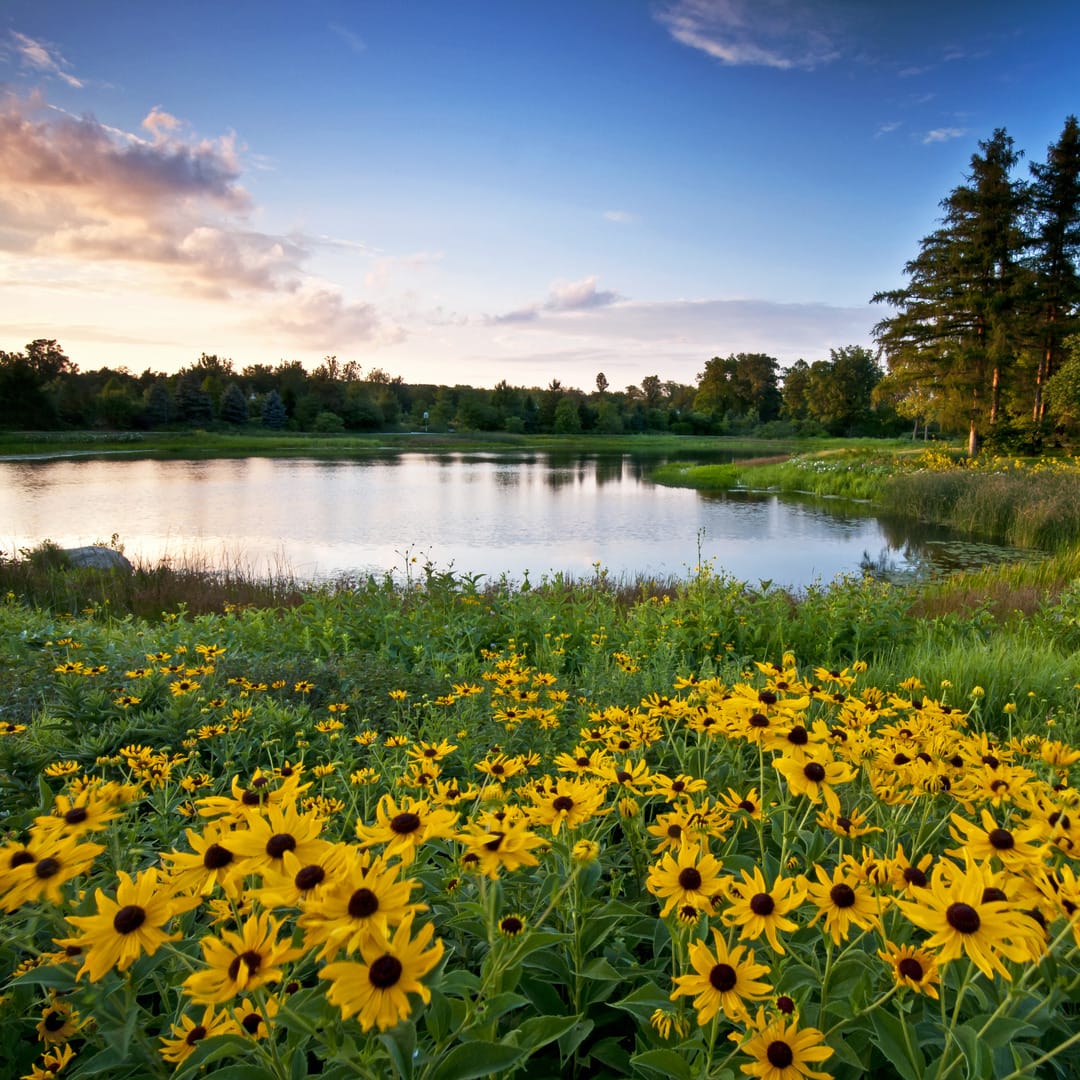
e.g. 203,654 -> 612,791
603,209 -> 638,223
329,23 -> 366,55
491,275 -> 622,323
364,250 -> 443,288
875,121 -> 901,138
922,127 -> 967,144
656,0 -> 842,71
8,31 -> 83,88
261,280 -> 405,350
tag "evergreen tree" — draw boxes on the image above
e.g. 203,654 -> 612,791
261,389 -> 288,429
220,382 -> 251,425
143,380 -> 174,427
1027,116 -> 1080,427
873,129 -> 1028,454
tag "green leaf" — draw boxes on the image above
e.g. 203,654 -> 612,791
557,1018 -> 594,1061
966,1014 -> 1040,1049
610,980 -> 671,1022
870,1010 -> 924,1080
954,1023 -> 994,1080
425,989 -> 452,1043
378,1019 -> 416,1080
630,1048 -> 695,1080
510,1013 -> 581,1053
580,956 -> 622,981
478,991 -> 529,1022
426,1042 -> 526,1080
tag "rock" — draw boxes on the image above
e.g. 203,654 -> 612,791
59,546 -> 134,573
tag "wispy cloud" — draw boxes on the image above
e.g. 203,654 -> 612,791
922,126 -> 966,145
490,276 -> 622,324
603,209 -> 638,224
329,23 -> 366,55
656,0 -> 842,71
7,31 -> 83,88
0,90 -> 397,348
364,250 -> 443,288
875,120 -> 902,138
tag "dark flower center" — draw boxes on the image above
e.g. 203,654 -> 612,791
484,833 -> 505,851
750,893 -> 775,915
830,883 -> 856,908
64,807 -> 89,825
390,812 -> 421,835
758,691 -> 777,706
368,955 -> 403,989
836,817 -> 853,833
266,833 -> 297,858
667,824 -> 682,839
776,995 -> 795,1014
897,957 -> 924,981
893,753 -> 911,765
616,770 -> 632,784
903,866 -> 928,887
113,904 -> 147,934
678,867 -> 703,890
803,762 -> 826,783
500,916 -> 524,935
10,850 -> 34,869
44,1011 -> 67,1032
552,796 -> 575,812
748,713 -> 769,728
671,780 -> 686,792
787,726 -> 809,745
348,887 -> 379,918
35,857 -> 61,879
738,800 -> 756,813
241,1012 -> 262,1035
203,843 -> 234,869
575,757 -> 590,767
186,1024 -> 208,1045
295,865 -> 325,890
946,902 -> 981,934
767,1041 -> 794,1068
241,789 -> 263,806
708,963 -> 737,991
982,754 -> 1000,769
988,828 -> 1014,850
981,887 -> 1008,904
227,950 -> 263,981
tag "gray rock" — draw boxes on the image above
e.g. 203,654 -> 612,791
59,546 -> 134,573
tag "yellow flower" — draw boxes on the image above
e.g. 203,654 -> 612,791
355,794 -> 459,865
734,1006 -> 833,1080
159,1005 -> 238,1065
720,866 -> 807,956
59,868 -> 199,981
804,864 -> 885,945
647,842 -> 725,918
319,911 -> 444,1032
878,942 -> 941,999
670,927 -> 773,1025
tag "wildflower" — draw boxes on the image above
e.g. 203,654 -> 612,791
648,842 -> 725,918
455,813 -> 546,879
878,942 -> 941,999
670,927 -> 773,1025
572,839 -> 600,863
498,914 -> 526,937
251,844 -> 351,909
815,807 -> 881,840
226,802 -> 332,880
894,858 -> 1045,980
774,752 -> 856,816
298,850 -> 424,960
159,1005 -> 237,1065
320,912 -> 444,1032
946,810 -> 1046,874
355,794 -> 459,864
34,790 -> 122,839
3,836 -> 104,911
59,868 -> 199,981
160,822 -> 244,899
183,911 -> 302,1004
650,1008 -> 691,1041
734,1006 -> 833,1080
804,864 -> 885,945
35,996 -> 82,1045
721,866 -> 807,955
524,776 -> 608,836
23,1044 -> 75,1080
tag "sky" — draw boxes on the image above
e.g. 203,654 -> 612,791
0,1 -> 1077,391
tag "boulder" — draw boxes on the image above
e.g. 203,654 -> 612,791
59,546 -> 134,573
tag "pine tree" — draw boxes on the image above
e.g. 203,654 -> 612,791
261,389 -> 288,430
220,382 -> 250,426
873,129 -> 1028,455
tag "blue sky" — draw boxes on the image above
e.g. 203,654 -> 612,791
0,1 -> 1076,389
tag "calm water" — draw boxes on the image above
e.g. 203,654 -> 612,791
0,452 -> 1023,587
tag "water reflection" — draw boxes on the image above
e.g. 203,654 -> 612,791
0,452 -> 1028,587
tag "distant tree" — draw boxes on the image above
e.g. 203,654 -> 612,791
220,382 -> 251,426
553,395 -> 582,433
695,353 -> 782,421
1043,334 -> 1080,434
143,380 -> 175,427
261,389 -> 288,429
781,359 -> 811,420
175,376 -> 214,425
640,374 -> 664,409
0,339 -> 75,428
313,410 -> 345,433
595,371 -> 609,395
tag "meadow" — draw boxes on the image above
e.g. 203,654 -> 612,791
3,444 -> 1080,1079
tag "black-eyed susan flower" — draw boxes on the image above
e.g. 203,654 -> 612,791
524,776 -> 608,837
160,821 -> 244,899
734,1006 -> 833,1080
36,996 -> 82,1045
24,1044 -> 75,1079
34,790 -> 122,839
946,810 -> 1047,874
183,911 -> 302,1004
231,993 -> 279,1039
355,794 -> 459,864
226,801 -> 332,881
159,1004 -> 238,1065
59,868 -> 200,982
804,864 -> 885,945
3,836 -> 104,910
774,752 -> 856,816
721,866 -> 807,956
298,850 -> 424,961
498,913 -> 526,937
455,812 -> 546,879
878,942 -> 941,999
669,927 -> 773,1025
647,842 -> 725,918
893,857 -> 1045,981
250,843 -> 351,909
319,911 -> 444,1032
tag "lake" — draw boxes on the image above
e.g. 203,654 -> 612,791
0,452 -> 1026,587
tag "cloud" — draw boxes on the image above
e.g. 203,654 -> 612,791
875,121 -> 902,138
0,90 -> 398,348
491,276 -> 622,324
603,209 -> 638,223
656,0 -> 842,71
261,281 -> 405,350
364,250 -> 443,288
922,127 -> 966,145
7,31 -> 83,88
329,23 -> 366,54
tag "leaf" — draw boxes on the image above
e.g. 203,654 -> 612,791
954,1023 -> 994,1080
610,981 -> 671,1022
557,1018 -> 594,1061
378,1019 -> 416,1080
580,956 -> 623,981
426,1042 -> 526,1080
630,1048 -> 695,1080
870,1010 -> 924,1080
510,1013 -> 582,1053
966,1014 -> 1040,1049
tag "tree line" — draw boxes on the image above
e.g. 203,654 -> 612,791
0,341 -> 901,438
873,116 -> 1080,454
